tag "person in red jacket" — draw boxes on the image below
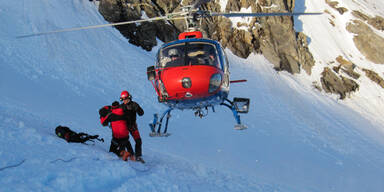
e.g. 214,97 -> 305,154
119,90 -> 145,163
99,101 -> 134,161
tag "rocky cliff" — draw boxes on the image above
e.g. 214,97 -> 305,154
321,0 -> 384,99
98,0 -> 315,74
98,0 -> 180,51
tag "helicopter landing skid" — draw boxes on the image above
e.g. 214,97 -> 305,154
149,131 -> 171,137
149,108 -> 173,137
234,124 -> 248,130
221,98 -> 250,130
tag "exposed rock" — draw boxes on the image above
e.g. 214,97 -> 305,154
225,0 -> 242,12
98,0 -> 316,74
324,9 -> 335,18
312,81 -> 322,92
228,29 -> 254,58
203,0 -> 314,74
341,67 -> 360,80
368,16 -> 384,31
297,32 -> 315,75
336,55 -> 352,66
335,56 -> 360,79
351,10 -> 369,21
210,17 -> 234,48
341,76 -> 359,95
352,10 -> 384,31
325,9 -> 336,27
259,0 -> 315,74
362,68 -> 384,88
328,19 -> 335,27
336,7 -> 348,15
325,0 -> 339,8
346,20 -> 384,64
325,0 -> 348,15
321,67 -> 359,99
99,0 -> 179,51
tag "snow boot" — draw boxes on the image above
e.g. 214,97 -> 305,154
135,156 -> 145,163
119,150 -> 131,161
129,155 -> 136,161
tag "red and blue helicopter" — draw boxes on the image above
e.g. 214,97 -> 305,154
147,30 -> 250,136
18,0 -> 321,137
145,2 -> 321,136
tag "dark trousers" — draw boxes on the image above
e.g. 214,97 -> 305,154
133,137 -> 142,157
129,124 -> 142,157
109,137 -> 134,156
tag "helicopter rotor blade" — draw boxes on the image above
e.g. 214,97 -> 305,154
206,12 -> 323,18
17,15 -> 187,38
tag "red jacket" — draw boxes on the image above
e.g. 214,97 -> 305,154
100,105 -> 130,139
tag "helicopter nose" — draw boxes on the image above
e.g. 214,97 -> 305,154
181,77 -> 192,88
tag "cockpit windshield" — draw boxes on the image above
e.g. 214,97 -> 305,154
158,42 -> 219,68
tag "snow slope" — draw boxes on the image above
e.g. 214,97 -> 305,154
1,0 -> 384,191
294,0 -> 384,130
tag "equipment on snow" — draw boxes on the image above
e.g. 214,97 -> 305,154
55,125 -> 104,143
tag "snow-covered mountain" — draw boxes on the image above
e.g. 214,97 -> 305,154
1,0 -> 384,191
294,0 -> 384,130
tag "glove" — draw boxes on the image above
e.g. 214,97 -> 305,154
99,107 -> 109,117
132,102 -> 139,111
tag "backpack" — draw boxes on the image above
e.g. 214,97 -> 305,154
99,105 -> 111,117
55,125 -> 104,143
99,105 -> 112,126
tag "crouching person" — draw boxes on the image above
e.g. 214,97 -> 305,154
99,101 -> 135,161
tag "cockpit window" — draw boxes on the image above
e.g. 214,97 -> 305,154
158,42 -> 218,68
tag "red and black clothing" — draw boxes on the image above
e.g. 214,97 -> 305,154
100,104 -> 134,156
121,101 -> 144,157
99,101 -> 144,157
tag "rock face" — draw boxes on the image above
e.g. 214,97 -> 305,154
362,69 -> 384,88
216,0 -> 316,74
98,0 -> 179,51
352,10 -> 384,31
334,56 -> 360,79
325,0 -> 348,15
321,67 -> 359,99
98,0 -> 316,74
346,20 -> 384,64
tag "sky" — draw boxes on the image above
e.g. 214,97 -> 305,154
1,0 -> 384,191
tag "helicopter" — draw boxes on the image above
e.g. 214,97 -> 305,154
18,0 -> 321,137
146,29 -> 250,136
146,1 -> 322,137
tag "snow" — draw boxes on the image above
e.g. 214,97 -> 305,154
294,0 -> 384,134
1,0 -> 384,191
219,0 -> 229,12
230,7 -> 254,30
